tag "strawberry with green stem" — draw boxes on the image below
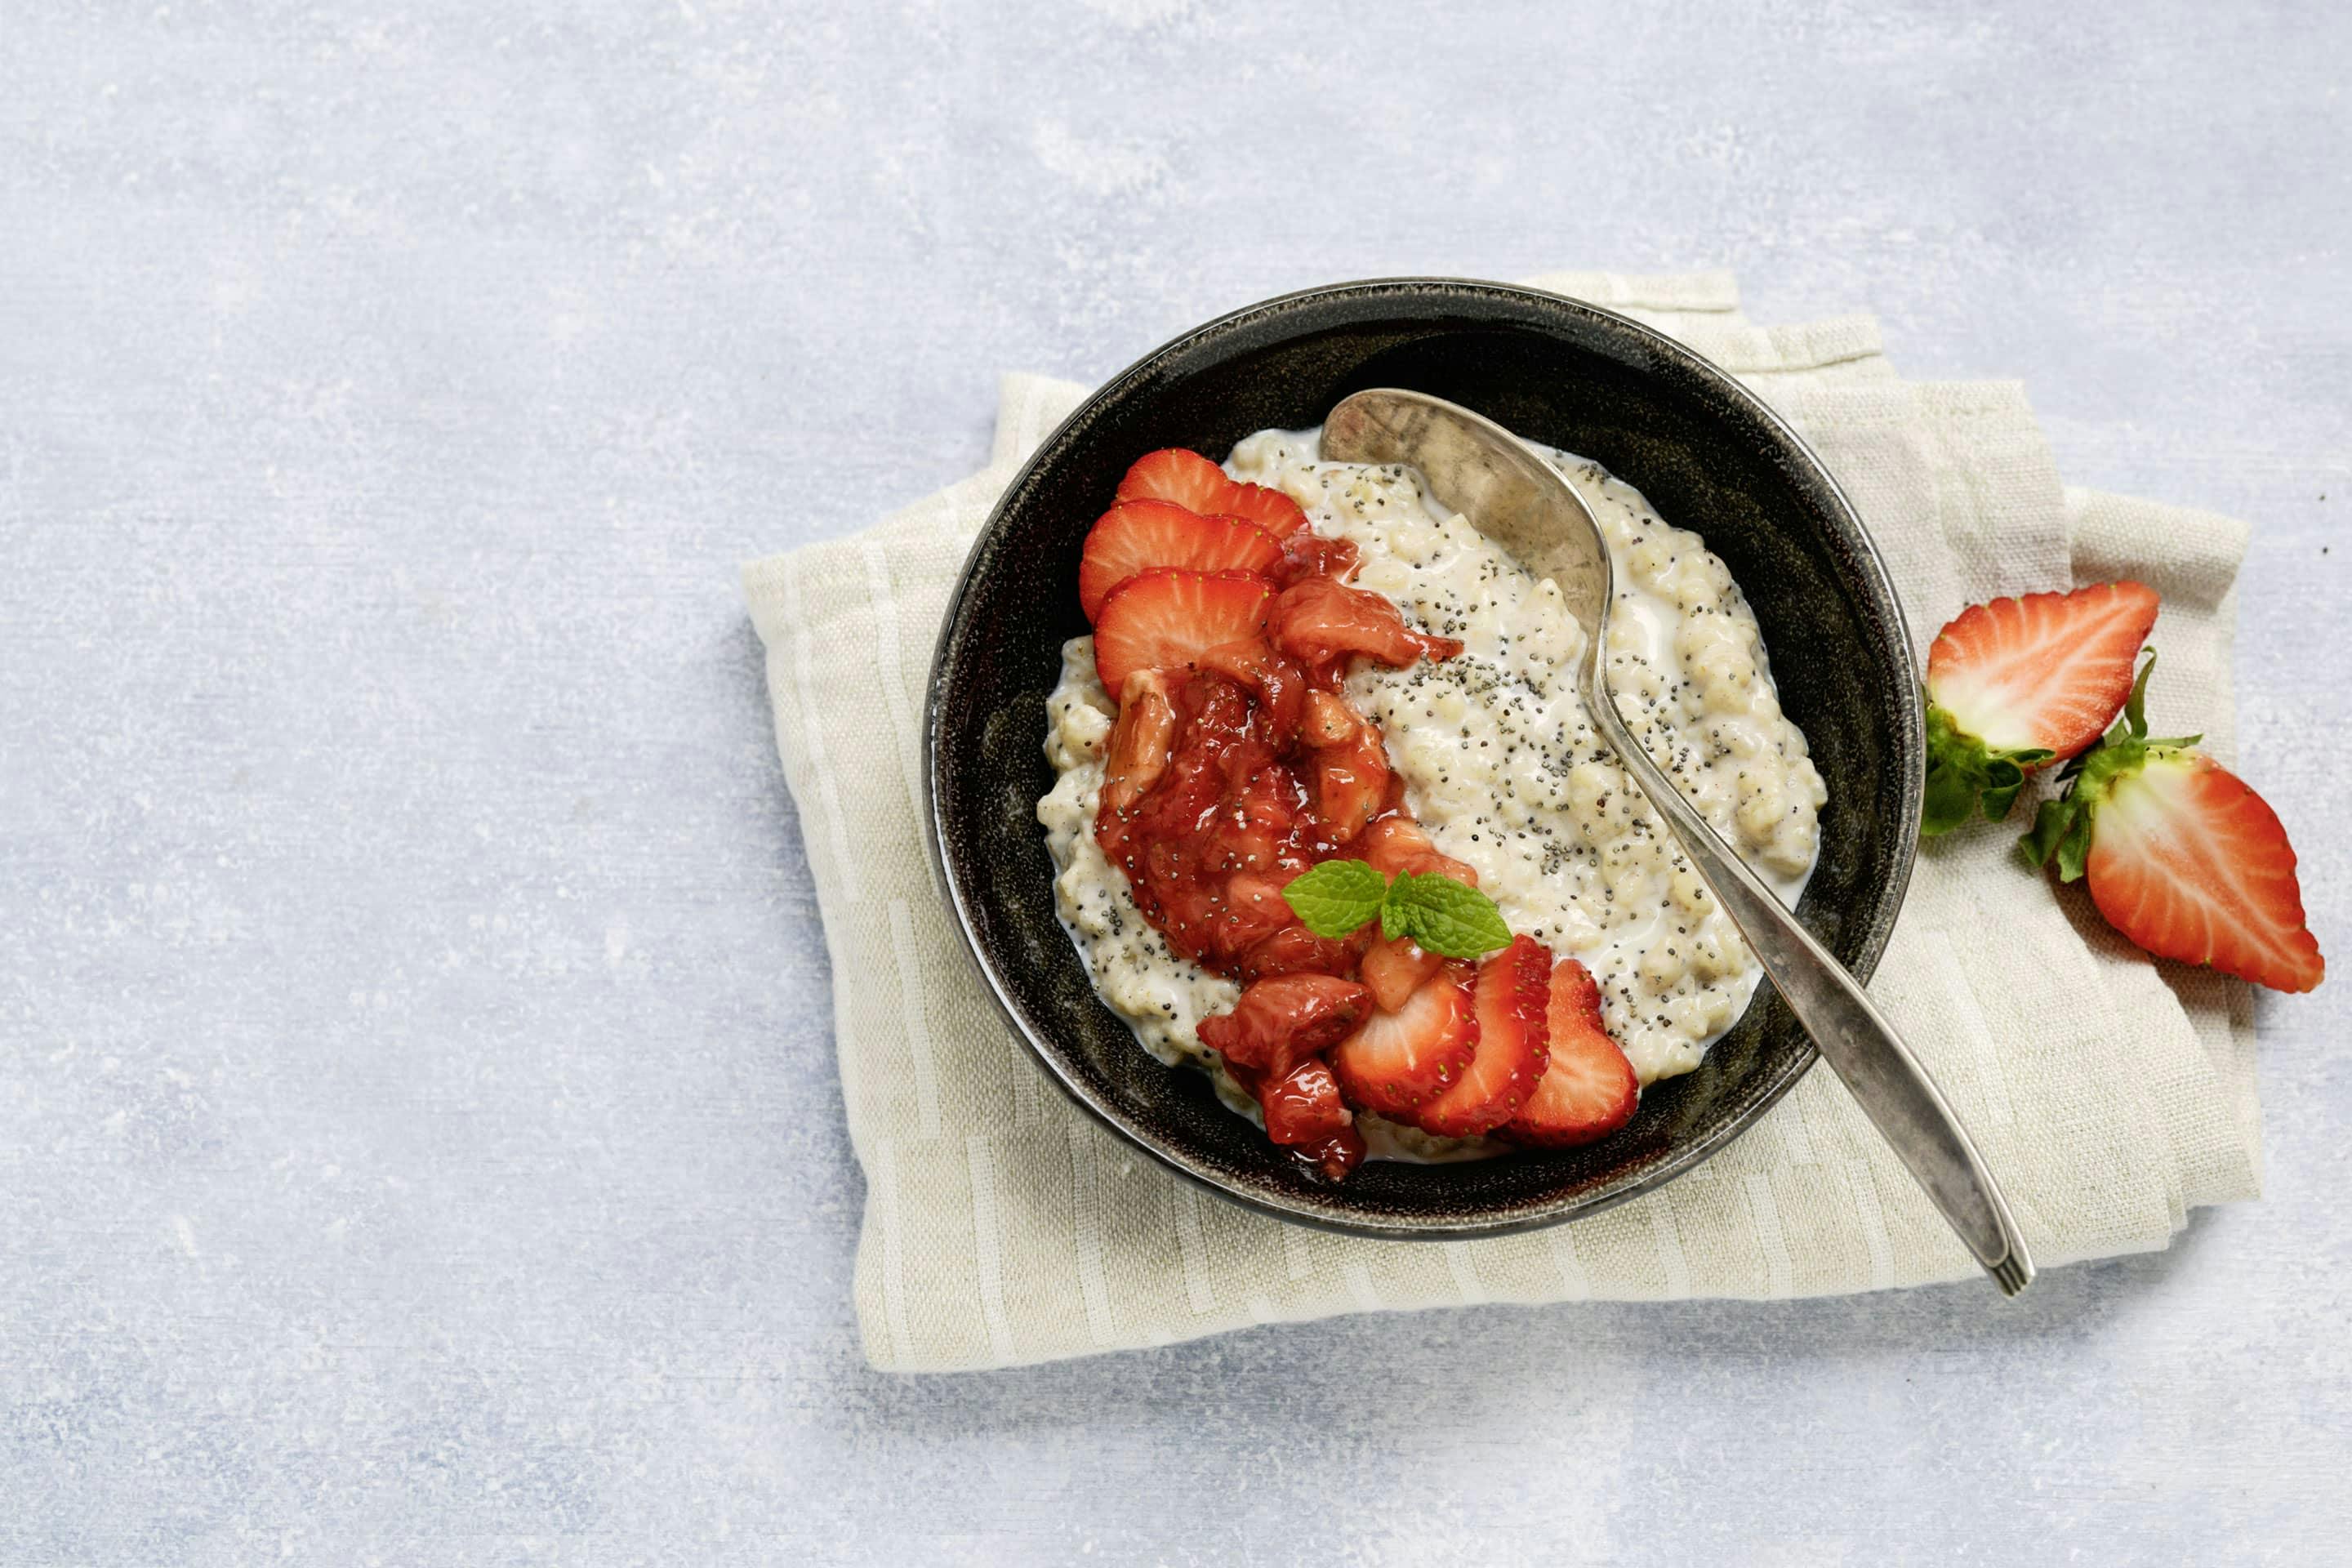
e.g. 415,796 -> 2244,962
2022,654 -> 2323,994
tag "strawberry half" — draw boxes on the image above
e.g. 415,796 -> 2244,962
1078,500 -> 1285,621
1116,448 -> 1309,538
1922,580 -> 2159,834
1330,966 -> 1479,1120
1197,973 -> 1373,1080
2023,655 -> 2323,993
1504,959 -> 1639,1147
1412,935 -> 1552,1138
1091,568 -> 1276,701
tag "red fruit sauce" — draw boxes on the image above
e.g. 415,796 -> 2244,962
1094,543 -> 1469,1180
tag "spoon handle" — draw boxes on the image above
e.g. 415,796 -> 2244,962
1592,693 -> 2034,1296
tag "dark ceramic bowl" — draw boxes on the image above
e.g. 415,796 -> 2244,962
924,278 -> 1922,1239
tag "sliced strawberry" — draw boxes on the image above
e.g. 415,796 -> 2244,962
1308,724 -> 1390,848
1215,479 -> 1311,540
1922,581 -> 2159,833
1100,668 -> 1176,817
1092,569 -> 1275,701
1114,448 -> 1236,516
1200,973 -> 1373,1080
1249,1056 -> 1356,1148
1504,959 -> 1639,1147
1078,500 -> 1285,621
1197,636 -> 1304,742
1272,575 -> 1462,680
2023,656 -> 2323,993
1330,966 -> 1479,1120
1359,933 -> 1441,1013
1115,448 -> 1309,537
1412,936 -> 1552,1138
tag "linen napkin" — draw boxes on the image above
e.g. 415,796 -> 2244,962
745,271 -> 2258,1373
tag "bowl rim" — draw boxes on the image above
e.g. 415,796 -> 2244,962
922,275 -> 1924,1240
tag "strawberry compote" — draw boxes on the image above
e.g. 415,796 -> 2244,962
1090,537 -> 1468,1178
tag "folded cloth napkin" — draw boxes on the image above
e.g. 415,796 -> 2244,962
745,271 -> 2258,1373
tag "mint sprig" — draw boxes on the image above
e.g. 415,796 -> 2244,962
1280,858 -> 1512,960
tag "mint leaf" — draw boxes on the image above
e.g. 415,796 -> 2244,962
1281,859 -> 1388,938
1280,855 -> 1517,958
1383,871 -> 1512,960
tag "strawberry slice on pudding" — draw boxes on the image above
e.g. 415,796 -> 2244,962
1330,966 -> 1479,1121
1090,568 -> 1276,699
1412,935 -> 1552,1138
1078,500 -> 1285,621
1505,959 -> 1640,1147
1116,448 -> 1310,538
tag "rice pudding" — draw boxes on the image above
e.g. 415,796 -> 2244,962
1036,430 -> 1824,1172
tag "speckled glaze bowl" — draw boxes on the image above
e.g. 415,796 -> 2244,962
924,278 -> 1922,1239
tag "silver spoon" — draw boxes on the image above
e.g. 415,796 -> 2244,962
1322,388 -> 2033,1297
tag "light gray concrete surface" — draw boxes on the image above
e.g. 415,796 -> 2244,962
4,2 -> 2347,1561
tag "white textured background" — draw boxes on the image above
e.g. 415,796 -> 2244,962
4,2 -> 2347,1561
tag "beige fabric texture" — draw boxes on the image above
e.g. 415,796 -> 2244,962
743,270 -> 2259,1374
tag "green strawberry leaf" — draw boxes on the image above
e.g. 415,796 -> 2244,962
1923,705 -> 2047,834
2055,803 -> 2096,881
1979,756 -> 2029,824
2020,795 -> 2088,880
2122,649 -> 2155,737
1922,734 -> 1989,837
1383,871 -> 1513,960
1281,858 -> 1388,939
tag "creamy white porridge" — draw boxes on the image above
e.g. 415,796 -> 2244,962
1036,425 -> 1826,1148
